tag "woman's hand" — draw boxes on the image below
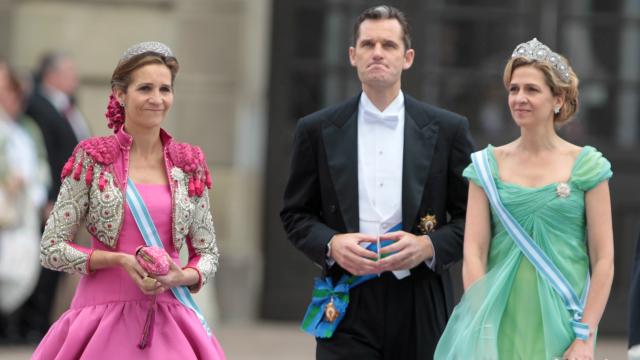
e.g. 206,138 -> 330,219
118,253 -> 164,295
562,338 -> 594,360
154,254 -> 199,289
154,255 -> 184,289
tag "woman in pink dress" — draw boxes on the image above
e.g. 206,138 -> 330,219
32,42 -> 226,359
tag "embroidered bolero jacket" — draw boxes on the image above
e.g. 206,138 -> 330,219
40,127 -> 218,292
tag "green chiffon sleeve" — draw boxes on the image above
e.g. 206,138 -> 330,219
572,146 -> 613,192
462,162 -> 480,187
463,146 -> 495,188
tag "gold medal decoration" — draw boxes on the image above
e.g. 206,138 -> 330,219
324,297 -> 340,323
418,213 -> 437,234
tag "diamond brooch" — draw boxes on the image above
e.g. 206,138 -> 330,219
556,182 -> 571,198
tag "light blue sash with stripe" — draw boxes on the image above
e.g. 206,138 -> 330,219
126,178 -> 212,336
471,149 -> 590,340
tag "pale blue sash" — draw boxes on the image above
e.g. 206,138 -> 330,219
126,178 -> 212,336
471,149 -> 590,340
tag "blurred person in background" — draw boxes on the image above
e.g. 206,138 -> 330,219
27,51 -> 90,210
435,38 -> 614,360
0,60 -> 48,344
31,41 -> 225,359
19,51 -> 91,341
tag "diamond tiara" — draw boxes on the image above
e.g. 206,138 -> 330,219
511,38 -> 570,82
120,41 -> 175,62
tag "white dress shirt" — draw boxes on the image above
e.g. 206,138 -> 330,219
357,91 -> 410,279
328,91 -> 436,276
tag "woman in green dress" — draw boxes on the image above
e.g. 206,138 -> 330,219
434,38 -> 614,360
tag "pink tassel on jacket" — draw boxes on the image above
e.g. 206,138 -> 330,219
85,164 -> 94,187
61,156 -> 75,179
188,176 -> 195,197
194,177 -> 203,197
73,160 -> 83,181
205,168 -> 212,189
98,171 -> 107,191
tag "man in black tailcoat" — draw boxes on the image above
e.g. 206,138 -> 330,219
281,5 -> 474,359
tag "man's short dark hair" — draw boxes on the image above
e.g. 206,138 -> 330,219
35,51 -> 68,84
353,5 -> 411,50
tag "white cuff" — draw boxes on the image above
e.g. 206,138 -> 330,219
326,240 -> 335,267
425,252 -> 436,270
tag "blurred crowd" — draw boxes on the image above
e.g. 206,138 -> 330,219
0,52 -> 89,344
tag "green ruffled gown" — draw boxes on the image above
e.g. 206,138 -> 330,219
434,145 -> 612,360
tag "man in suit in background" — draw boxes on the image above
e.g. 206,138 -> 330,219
28,52 -> 90,210
19,51 -> 90,341
280,5 -> 474,359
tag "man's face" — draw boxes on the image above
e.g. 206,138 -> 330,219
349,19 -> 414,92
48,58 -> 79,95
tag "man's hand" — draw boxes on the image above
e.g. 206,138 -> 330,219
329,233 -> 380,276
378,231 -> 434,272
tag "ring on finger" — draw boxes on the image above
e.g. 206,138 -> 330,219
142,276 -> 158,288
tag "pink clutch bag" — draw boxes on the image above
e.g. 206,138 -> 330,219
135,246 -> 170,276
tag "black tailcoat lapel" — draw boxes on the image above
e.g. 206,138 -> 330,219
402,97 -> 439,232
322,97 -> 360,233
